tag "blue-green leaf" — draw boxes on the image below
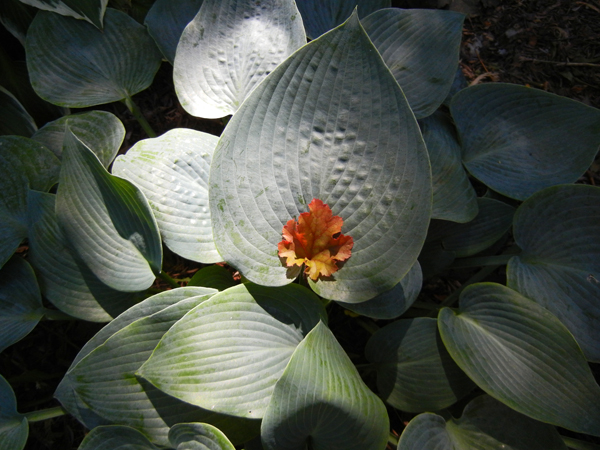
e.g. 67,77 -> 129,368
56,130 -> 162,292
451,84 -> 600,200
0,375 -> 28,450
18,0 -> 107,29
0,85 -> 36,137
169,423 -> 236,450
438,282 -> 600,436
174,0 -> 306,118
26,8 -> 162,107
77,425 -> 160,450
112,128 -> 220,263
507,184 -> 600,361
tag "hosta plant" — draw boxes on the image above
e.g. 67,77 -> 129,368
1,0 -> 599,449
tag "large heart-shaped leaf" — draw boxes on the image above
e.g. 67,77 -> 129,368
145,0 -> 203,63
32,111 -> 125,167
261,321 -> 389,450
138,283 -> 327,419
419,111 -> 477,223
0,375 -> 28,450
336,261 -> 422,320
209,12 -> 431,302
112,128 -> 220,263
366,317 -> 474,412
0,256 -> 44,353
295,0 -> 390,39
438,282 -> 600,436
56,130 -> 162,292
0,136 -> 59,268
26,8 -> 162,108
66,291 -> 259,446
18,0 -> 107,29
507,184 -> 600,361
0,85 -> 36,137
451,84 -> 600,200
174,0 -> 306,119
397,395 -> 567,450
27,190 -> 139,322
362,9 -> 465,119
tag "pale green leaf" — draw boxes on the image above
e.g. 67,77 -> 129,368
27,190 -> 139,322
145,0 -> 204,63
169,423 -> 236,450
0,375 -> 28,450
0,85 -> 36,137
112,128 -> 220,263
419,111 -> 477,223
56,130 -> 162,292
362,9 -> 465,119
451,84 -> 600,200
77,425 -> 160,450
32,111 -> 125,167
261,321 -> 389,450
138,283 -> 327,419
336,261 -> 422,319
366,318 -> 474,412
507,184 -> 600,361
0,256 -> 44,353
296,0 -> 390,39
26,8 -> 162,107
18,0 -> 107,28
438,282 -> 600,436
174,0 -> 306,118
209,12 -> 431,302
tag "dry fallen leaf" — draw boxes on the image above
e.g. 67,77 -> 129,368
278,198 -> 354,280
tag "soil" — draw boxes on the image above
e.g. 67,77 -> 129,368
2,1 -> 599,449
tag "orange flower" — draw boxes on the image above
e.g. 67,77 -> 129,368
278,199 -> 354,280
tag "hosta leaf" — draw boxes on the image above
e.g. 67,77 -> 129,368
296,0 -> 390,39
32,111 -> 125,167
65,290 -> 258,446
366,318 -> 474,412
77,425 -> 160,450
438,197 -> 514,258
138,283 -> 327,419
112,128 -> 220,263
169,423 -> 235,450
55,288 -> 214,429
0,136 -> 59,268
145,0 -> 204,64
451,83 -> 600,200
188,265 -> 237,291
26,8 -> 162,108
0,0 -> 36,45
419,111 -> 477,223
507,184 -> 600,361
209,12 -> 431,302
56,130 -> 162,292
336,261 -> 422,319
0,375 -> 28,450
397,395 -> 567,450
174,0 -> 306,119
0,257 -> 44,353
438,282 -> 600,436
362,9 -> 465,119
27,190 -> 139,322
261,321 -> 389,450
0,85 -> 36,137
18,0 -> 107,29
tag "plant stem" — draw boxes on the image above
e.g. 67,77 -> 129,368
158,271 -> 180,289
42,309 -> 76,321
122,96 -> 157,138
388,432 -> 399,447
25,406 -> 68,423
561,436 -> 600,450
